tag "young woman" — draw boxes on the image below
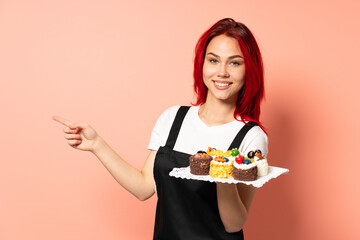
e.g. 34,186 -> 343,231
53,18 -> 267,239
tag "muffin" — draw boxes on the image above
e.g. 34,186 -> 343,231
189,151 -> 213,175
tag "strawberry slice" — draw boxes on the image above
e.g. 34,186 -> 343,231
235,155 -> 244,164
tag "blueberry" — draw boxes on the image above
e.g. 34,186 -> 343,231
243,159 -> 251,164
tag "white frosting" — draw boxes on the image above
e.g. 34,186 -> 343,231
211,160 -> 232,166
255,158 -> 268,176
254,155 -> 267,161
233,162 -> 256,169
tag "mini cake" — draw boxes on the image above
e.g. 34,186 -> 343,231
207,147 -> 232,158
209,156 -> 233,179
232,153 -> 258,181
189,151 -> 213,175
252,149 -> 269,177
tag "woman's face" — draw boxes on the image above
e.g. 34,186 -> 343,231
202,34 -> 245,104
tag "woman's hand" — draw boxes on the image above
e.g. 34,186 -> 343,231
216,182 -> 256,232
52,115 -> 101,152
53,115 -> 156,200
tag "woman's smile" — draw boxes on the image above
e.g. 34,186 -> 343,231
213,80 -> 233,90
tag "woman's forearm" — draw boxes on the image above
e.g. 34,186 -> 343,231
92,138 -> 154,201
216,183 -> 248,233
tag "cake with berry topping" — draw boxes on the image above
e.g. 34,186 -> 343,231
233,160 -> 258,181
209,156 -> 233,179
231,149 -> 258,181
189,151 -> 213,175
206,147 -> 233,179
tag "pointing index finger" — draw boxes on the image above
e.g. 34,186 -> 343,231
52,115 -> 73,127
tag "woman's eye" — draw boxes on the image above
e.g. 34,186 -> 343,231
230,61 -> 241,66
209,58 -> 218,63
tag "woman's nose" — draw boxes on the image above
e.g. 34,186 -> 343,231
217,64 -> 230,78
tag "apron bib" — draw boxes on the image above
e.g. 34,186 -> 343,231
153,106 -> 257,240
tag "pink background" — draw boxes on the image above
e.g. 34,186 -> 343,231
1,0 -> 359,239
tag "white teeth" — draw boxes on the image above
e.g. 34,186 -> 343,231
214,82 -> 230,87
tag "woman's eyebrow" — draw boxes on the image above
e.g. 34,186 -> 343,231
207,52 -> 243,59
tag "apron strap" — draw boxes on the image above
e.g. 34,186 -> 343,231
227,121 -> 258,150
165,106 -> 190,149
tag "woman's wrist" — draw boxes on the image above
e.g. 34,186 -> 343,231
91,136 -> 106,155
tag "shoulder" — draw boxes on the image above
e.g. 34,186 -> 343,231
240,124 -> 269,156
248,125 -> 268,143
156,105 -> 182,123
147,105 -> 182,150
152,105 -> 185,132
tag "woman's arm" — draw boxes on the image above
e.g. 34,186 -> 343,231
217,127 -> 267,232
93,138 -> 156,201
53,115 -> 156,201
216,183 -> 256,233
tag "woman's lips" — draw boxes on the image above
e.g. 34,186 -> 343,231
212,80 -> 232,90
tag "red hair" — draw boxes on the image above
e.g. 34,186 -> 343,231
193,18 -> 266,133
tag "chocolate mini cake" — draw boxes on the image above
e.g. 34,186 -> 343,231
233,162 -> 258,181
189,151 -> 212,175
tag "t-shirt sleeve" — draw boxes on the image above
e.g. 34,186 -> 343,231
239,126 -> 269,157
147,105 -> 181,151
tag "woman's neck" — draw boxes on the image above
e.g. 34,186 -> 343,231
198,98 -> 236,126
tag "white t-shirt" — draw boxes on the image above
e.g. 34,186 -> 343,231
148,105 -> 268,157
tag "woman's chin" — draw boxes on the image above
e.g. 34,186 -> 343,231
209,94 -> 236,104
